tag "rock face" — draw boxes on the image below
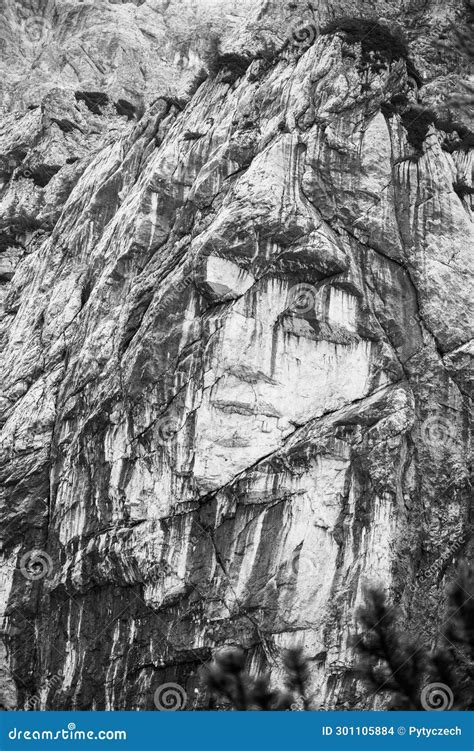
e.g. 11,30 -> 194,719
0,0 -> 472,710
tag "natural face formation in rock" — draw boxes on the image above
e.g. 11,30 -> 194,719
0,0 -> 472,710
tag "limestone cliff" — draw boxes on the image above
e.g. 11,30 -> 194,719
0,0 -> 472,710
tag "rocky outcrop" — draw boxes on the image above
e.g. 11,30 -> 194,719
0,0 -> 472,710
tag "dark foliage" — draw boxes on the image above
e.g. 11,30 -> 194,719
51,118 -> 79,133
380,93 -> 409,117
203,34 -> 252,83
20,164 -> 61,187
205,647 -> 308,710
203,32 -> 276,85
400,107 -> 474,153
320,17 -> 422,95
354,588 -> 426,708
183,131 -> 203,141
0,150 -> 26,176
114,99 -> 136,120
438,564 -> 474,709
80,276 -> 93,308
0,231 -> 22,253
283,647 -> 310,710
215,52 -> 252,83
321,17 -> 409,74
444,133 -> 474,152
204,564 -> 472,711
354,564 -> 474,710
453,182 -> 474,200
436,117 -> 474,152
401,108 -> 437,150
74,91 -> 109,115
